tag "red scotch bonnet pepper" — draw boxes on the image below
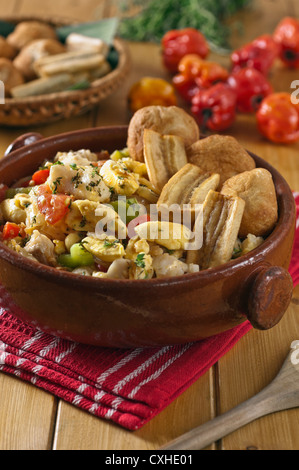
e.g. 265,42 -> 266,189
227,67 -> 273,113
273,17 -> 299,68
191,82 -> 237,132
231,34 -> 280,75
162,28 -> 209,73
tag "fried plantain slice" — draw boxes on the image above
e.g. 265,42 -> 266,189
143,129 -> 188,192
186,190 -> 245,270
158,163 -> 220,207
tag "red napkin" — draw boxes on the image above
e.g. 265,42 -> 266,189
0,194 -> 298,432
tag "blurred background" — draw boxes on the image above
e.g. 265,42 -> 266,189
0,0 -> 295,47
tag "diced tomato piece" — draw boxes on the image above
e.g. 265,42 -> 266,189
0,184 -> 8,203
36,184 -> 72,225
2,222 -> 21,240
32,169 -> 50,185
127,214 -> 151,239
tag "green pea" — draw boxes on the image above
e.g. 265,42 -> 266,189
5,187 -> 31,199
58,243 -> 94,269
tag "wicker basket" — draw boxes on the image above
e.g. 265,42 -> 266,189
0,16 -> 131,127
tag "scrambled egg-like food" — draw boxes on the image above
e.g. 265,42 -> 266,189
0,146 -> 264,280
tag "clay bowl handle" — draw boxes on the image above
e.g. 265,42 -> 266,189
4,133 -> 44,157
247,266 -> 293,330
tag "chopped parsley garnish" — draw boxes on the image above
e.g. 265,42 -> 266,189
91,167 -> 101,178
135,253 -> 146,269
79,216 -> 87,228
104,239 -> 120,248
86,181 -> 99,192
52,177 -> 62,194
70,163 -> 79,171
71,173 -> 82,188
21,236 -> 31,247
52,161 -> 64,166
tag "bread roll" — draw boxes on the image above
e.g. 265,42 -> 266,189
0,36 -> 17,60
221,168 -> 278,238
0,58 -> 24,96
127,106 -> 200,162
13,39 -> 66,81
7,21 -> 57,50
187,135 -> 256,187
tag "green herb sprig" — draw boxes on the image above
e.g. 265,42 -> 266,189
135,253 -> 146,269
118,0 -> 252,51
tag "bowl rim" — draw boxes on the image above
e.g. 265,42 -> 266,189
0,126 -> 296,290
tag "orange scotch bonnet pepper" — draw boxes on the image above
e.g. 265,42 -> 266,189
128,77 -> 177,113
173,54 -> 229,102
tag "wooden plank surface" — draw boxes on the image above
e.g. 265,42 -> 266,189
53,368 -> 216,450
0,0 -> 298,451
219,287 -> 299,451
16,0 -> 103,22
0,374 -> 57,450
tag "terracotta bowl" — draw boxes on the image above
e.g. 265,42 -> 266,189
0,127 -> 296,348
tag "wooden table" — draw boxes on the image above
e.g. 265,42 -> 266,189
0,0 -> 299,451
